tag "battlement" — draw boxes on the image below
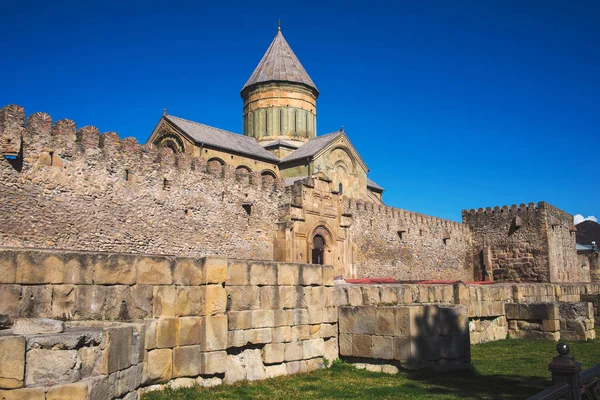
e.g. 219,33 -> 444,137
0,104 -> 287,192
461,201 -> 545,217
342,197 -> 469,233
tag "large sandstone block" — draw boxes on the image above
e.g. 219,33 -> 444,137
153,286 -> 177,318
26,349 -> 79,386
252,310 -> 274,329
178,317 -> 203,346
93,254 -> 136,285
339,333 -> 352,356
173,258 -> 204,286
0,285 -> 21,316
74,285 -> 106,320
300,265 -> 322,286
284,341 -> 303,361
273,310 -> 293,327
46,382 -> 89,400
136,256 -> 173,284
175,287 -> 204,316
16,252 -> 65,284
262,343 -> 284,364
146,349 -> 173,383
204,257 -> 227,284
101,326 -> 133,374
506,303 -> 558,321
102,286 -> 133,320
324,338 -> 339,362
0,336 -> 25,389
52,285 -> 76,319
202,285 -> 226,316
272,326 -> 292,342
372,336 -> 394,360
250,263 -> 277,286
362,286 -> 381,305
0,251 -> 16,284
322,265 -> 334,286
226,286 -> 261,311
223,354 -> 246,384
303,338 -> 325,359
278,264 -> 299,286
173,345 -> 202,377
203,315 -> 228,351
156,318 -> 179,349
226,261 -> 250,286
228,311 -> 252,330
0,387 -> 46,400
260,286 -> 279,310
130,285 -> 153,319
20,286 -> 52,318
352,334 -> 372,358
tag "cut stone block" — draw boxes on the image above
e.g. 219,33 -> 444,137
0,336 -> 25,389
12,318 -> 64,335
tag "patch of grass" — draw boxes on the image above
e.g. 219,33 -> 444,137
144,328 -> 600,400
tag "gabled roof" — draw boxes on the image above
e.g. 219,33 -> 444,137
280,131 -> 344,163
241,29 -> 317,94
164,115 -> 280,162
367,178 -> 384,192
576,220 -> 600,246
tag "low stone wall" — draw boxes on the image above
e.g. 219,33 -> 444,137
333,282 -> 600,344
339,305 -> 470,371
0,248 -> 336,399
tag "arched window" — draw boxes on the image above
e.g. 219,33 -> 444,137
338,182 -> 343,194
312,235 -> 325,265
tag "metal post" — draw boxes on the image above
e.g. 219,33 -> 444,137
548,343 -> 582,400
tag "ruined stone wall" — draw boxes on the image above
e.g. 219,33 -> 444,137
463,202 -> 581,283
0,105 -> 290,259
343,199 -> 474,281
0,249 -> 337,398
545,203 -> 580,282
463,203 -> 550,282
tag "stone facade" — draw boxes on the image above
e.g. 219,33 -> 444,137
463,202 -> 581,283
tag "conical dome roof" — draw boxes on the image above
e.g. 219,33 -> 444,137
241,29 -> 318,95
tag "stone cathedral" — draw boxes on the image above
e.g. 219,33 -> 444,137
147,27 -> 384,204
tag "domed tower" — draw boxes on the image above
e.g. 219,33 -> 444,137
241,27 -> 319,144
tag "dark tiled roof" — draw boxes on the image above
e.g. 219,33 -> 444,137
260,139 -> 301,150
367,178 -> 384,192
242,30 -> 317,93
280,131 -> 343,163
165,115 -> 280,162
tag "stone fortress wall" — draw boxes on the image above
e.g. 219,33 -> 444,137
0,248 -> 598,399
462,202 -> 582,283
343,199 -> 474,281
0,103 -> 586,283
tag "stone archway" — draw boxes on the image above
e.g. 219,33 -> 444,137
309,225 -> 334,265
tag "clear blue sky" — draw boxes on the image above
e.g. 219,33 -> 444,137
2,0 -> 598,222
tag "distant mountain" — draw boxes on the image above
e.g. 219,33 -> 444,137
576,220 -> 600,245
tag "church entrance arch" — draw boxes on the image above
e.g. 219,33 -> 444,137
312,235 -> 325,264
309,225 -> 333,265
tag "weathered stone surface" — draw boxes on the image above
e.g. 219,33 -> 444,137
130,285 -> 153,319
74,285 -> 106,320
46,382 -> 89,400
26,349 -> 80,386
0,285 -> 21,317
0,387 -> 46,400
169,377 -> 196,390
226,286 -> 261,311
228,311 -> 252,330
0,336 -> 25,389
300,265 -> 322,286
262,343 -> 284,364
156,318 -> 179,349
284,341 -> 303,361
303,338 -> 325,359
20,286 -> 52,318
204,257 -> 227,284
174,258 -> 204,286
175,287 -> 203,316
202,285 -> 226,316
226,261 -> 250,286
136,256 -> 173,284
52,285 -> 76,319
223,354 -> 246,384
93,254 -> 136,285
101,326 -> 133,374
352,334 -> 372,358
16,253 -> 65,284
203,315 -> 228,351
250,263 -> 277,286
12,318 -> 64,335
277,264 -> 299,286
324,338 -> 339,362
178,317 -> 203,346
153,286 -> 177,318
0,251 -> 16,284
372,335 -> 394,360
201,351 -> 228,375
146,349 -> 172,383
252,310 -> 274,328
197,376 -> 222,387
265,363 -> 288,378
242,349 -> 266,381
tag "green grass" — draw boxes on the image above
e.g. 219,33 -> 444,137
144,328 -> 600,400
